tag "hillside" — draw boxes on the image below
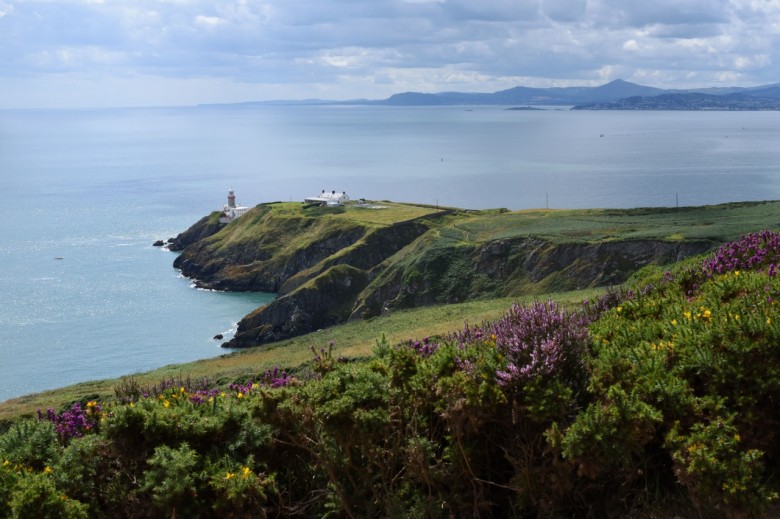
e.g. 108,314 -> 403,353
172,200 -> 780,348
573,92 -> 780,110
3,231 -> 780,517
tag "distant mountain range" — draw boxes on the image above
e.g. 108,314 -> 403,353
202,79 -> 780,110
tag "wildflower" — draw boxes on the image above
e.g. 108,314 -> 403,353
237,392 -> 243,399
702,309 -> 712,320
180,387 -> 185,393
671,319 -> 678,326
43,466 -> 53,474
683,311 -> 692,320
163,400 -> 170,408
616,306 -> 622,313
225,472 -> 235,480
242,466 -> 252,479
688,443 -> 702,454
768,318 -> 773,325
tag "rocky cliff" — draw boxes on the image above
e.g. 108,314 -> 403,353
167,211 -> 226,252
171,201 -> 773,348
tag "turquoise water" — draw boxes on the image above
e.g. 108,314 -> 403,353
2,105 -> 780,401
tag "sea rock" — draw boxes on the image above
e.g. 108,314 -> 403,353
153,240 -> 165,247
213,334 -> 224,340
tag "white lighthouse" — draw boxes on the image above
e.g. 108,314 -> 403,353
220,189 -> 250,223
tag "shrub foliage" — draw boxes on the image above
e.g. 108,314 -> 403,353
3,231 -> 780,517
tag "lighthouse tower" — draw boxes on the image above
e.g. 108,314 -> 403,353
220,189 -> 250,223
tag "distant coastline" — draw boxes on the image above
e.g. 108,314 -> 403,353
199,78 -> 780,111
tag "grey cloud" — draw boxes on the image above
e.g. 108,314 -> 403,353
646,22 -> 725,39
595,0 -> 730,28
443,0 -> 541,22
542,0 -> 588,22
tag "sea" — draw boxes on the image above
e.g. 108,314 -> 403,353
2,105 -> 780,402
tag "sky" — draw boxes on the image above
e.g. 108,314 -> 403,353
1,0 -> 780,108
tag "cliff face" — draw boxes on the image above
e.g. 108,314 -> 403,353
171,202 -> 730,348
167,212 -> 226,252
172,205 -> 372,292
351,238 -> 711,318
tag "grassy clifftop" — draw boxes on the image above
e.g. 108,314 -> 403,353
170,200 -> 780,348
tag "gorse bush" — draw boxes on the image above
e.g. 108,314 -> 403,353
2,231 -> 780,517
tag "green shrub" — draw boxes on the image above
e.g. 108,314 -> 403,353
141,443 -> 202,516
0,419 -> 59,470
8,471 -> 88,519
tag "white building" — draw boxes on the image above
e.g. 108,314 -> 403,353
304,190 -> 351,206
220,189 -> 250,223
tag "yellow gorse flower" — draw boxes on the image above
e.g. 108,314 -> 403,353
225,472 -> 235,480
242,466 -> 252,479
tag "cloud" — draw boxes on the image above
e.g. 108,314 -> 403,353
0,1 -> 13,18
542,0 -> 587,22
1,0 -> 780,107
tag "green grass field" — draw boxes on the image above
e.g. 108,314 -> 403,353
456,200 -> 780,243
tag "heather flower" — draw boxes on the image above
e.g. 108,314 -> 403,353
39,401 -> 103,443
406,336 -> 440,357
454,301 -> 589,390
702,231 -> 780,278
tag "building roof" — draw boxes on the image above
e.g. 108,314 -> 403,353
305,190 -> 350,204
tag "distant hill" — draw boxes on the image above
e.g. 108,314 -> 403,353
199,79 -> 780,110
572,91 -> 780,110
380,79 -> 665,106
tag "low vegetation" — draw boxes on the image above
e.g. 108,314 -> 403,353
3,231 -> 780,516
